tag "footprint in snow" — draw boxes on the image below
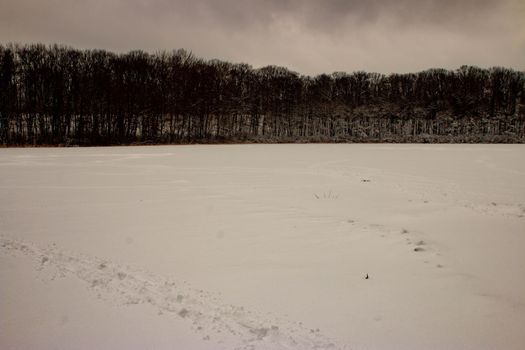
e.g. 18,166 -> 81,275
0,235 -> 347,350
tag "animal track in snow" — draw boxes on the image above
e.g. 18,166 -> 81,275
0,235 -> 345,350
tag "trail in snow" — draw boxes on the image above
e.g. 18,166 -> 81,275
0,235 -> 347,350
307,158 -> 525,221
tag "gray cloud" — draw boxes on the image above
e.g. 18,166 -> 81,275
0,0 -> 523,75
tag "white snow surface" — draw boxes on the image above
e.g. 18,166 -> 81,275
1,144 -> 524,350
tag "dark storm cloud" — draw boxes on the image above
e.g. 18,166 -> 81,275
0,0 -> 523,74
164,0 -> 511,33
121,0 -> 510,33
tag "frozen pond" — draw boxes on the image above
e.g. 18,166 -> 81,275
1,144 -> 525,350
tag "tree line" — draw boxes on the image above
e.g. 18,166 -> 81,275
1,43 -> 524,146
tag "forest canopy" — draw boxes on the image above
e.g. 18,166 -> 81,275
0,43 -> 524,145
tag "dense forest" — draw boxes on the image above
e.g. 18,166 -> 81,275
1,43 -> 524,146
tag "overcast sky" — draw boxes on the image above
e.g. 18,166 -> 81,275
1,0 -> 524,75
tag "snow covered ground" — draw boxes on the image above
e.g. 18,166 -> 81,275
1,144 -> 524,350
